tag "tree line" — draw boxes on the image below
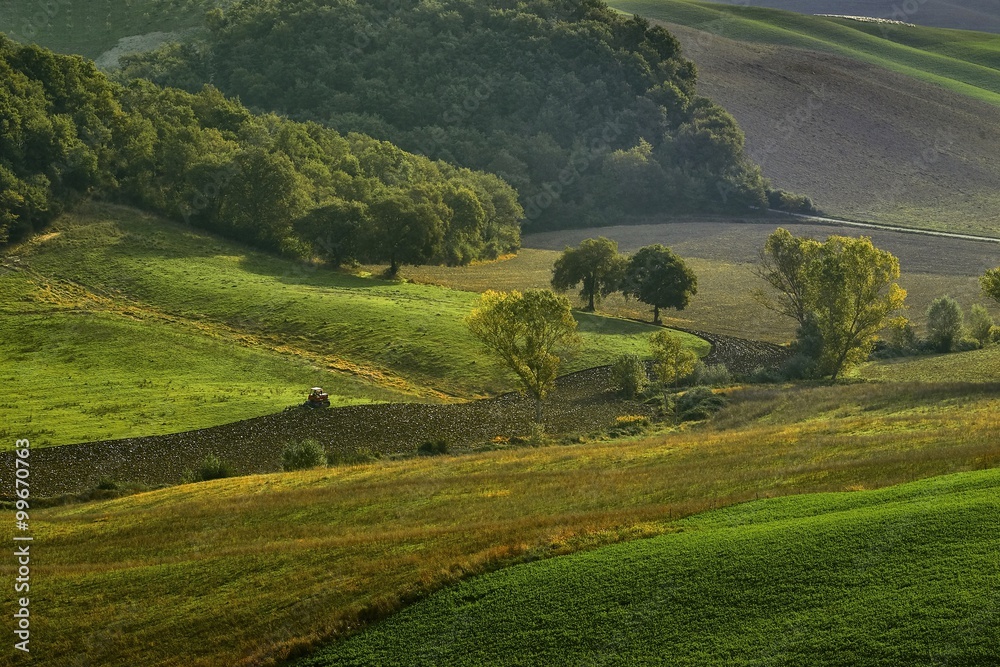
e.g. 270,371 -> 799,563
0,36 -> 522,269
116,0 -> 812,230
467,228 -> 1000,424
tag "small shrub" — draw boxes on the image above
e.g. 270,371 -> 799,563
611,353 -> 649,399
926,296 -> 964,352
96,478 -> 118,491
282,439 -> 328,471
968,304 -> 994,348
676,387 -> 728,422
417,439 -> 449,456
608,414 -> 651,437
690,361 -> 732,387
192,453 -> 232,482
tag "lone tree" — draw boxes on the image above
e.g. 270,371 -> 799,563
466,289 -> 581,423
757,229 -> 906,381
623,244 -> 698,324
926,296 -> 964,352
649,330 -> 699,388
551,237 -> 626,311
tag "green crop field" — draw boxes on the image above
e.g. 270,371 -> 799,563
14,381 -> 1000,667
1,203 -> 701,448
609,0 -> 1000,108
307,467 -> 1000,666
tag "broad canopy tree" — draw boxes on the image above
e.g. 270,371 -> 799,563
465,289 -> 580,423
551,237 -> 627,311
623,244 -> 697,324
758,228 -> 906,380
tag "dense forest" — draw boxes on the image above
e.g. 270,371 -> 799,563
0,35 -> 522,267
117,0 -> 777,229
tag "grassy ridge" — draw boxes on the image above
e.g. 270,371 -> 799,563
609,0 -> 1000,107
1,203 -> 700,447
13,382 -> 1000,666
308,468 -> 1000,666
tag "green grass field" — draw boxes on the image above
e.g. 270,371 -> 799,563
13,381 -> 1000,667
1,203 -> 702,448
609,0 -> 1000,107
307,468 -> 1000,666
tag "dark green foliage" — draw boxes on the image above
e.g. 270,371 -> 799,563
551,237 -> 626,311
676,386 -> 727,421
96,477 -> 118,491
417,439 -> 449,456
610,353 -> 649,400
623,244 -> 698,323
193,453 -> 233,482
0,37 -> 522,265
767,188 -> 818,214
282,439 -> 328,471
967,304 -> 994,348
116,0 -> 769,228
926,296 -> 964,352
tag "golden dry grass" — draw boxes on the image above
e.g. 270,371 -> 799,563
10,382 -> 1000,667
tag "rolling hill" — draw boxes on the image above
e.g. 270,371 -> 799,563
304,468 -> 1000,666
608,0 -> 1000,235
1,202 -> 695,448
693,0 -> 1000,33
15,381 -> 1000,667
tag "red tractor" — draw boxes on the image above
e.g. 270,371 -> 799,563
304,387 -> 331,408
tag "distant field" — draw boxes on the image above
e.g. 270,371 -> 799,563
611,0 -> 1000,105
0,0 -> 223,60
683,0 -> 1000,34
608,0 -> 1000,235
1,203 -> 694,447
401,221 -> 1000,343
307,468 -> 1000,665
16,381 -> 1000,667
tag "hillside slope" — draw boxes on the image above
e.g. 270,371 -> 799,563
16,382 -> 1000,667
609,1 -> 1000,235
1,202 -> 694,447
694,0 -> 1000,33
307,468 -> 1000,665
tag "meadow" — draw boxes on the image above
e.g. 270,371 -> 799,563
11,381 -> 1000,667
309,468 -> 1000,666
1,203 -> 699,448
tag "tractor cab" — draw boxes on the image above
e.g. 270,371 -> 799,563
305,387 -> 331,408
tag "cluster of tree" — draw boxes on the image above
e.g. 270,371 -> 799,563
756,228 -> 907,381
0,36 -> 522,268
551,237 -> 697,322
881,297 -> 996,357
117,0 -> 780,229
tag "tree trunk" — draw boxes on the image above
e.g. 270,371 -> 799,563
534,396 -> 544,424
653,304 -> 661,324
388,255 -> 399,277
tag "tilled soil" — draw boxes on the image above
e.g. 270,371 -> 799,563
4,333 -> 787,497
1,367 -> 645,497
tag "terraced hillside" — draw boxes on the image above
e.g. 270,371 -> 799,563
608,0 -> 1000,235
